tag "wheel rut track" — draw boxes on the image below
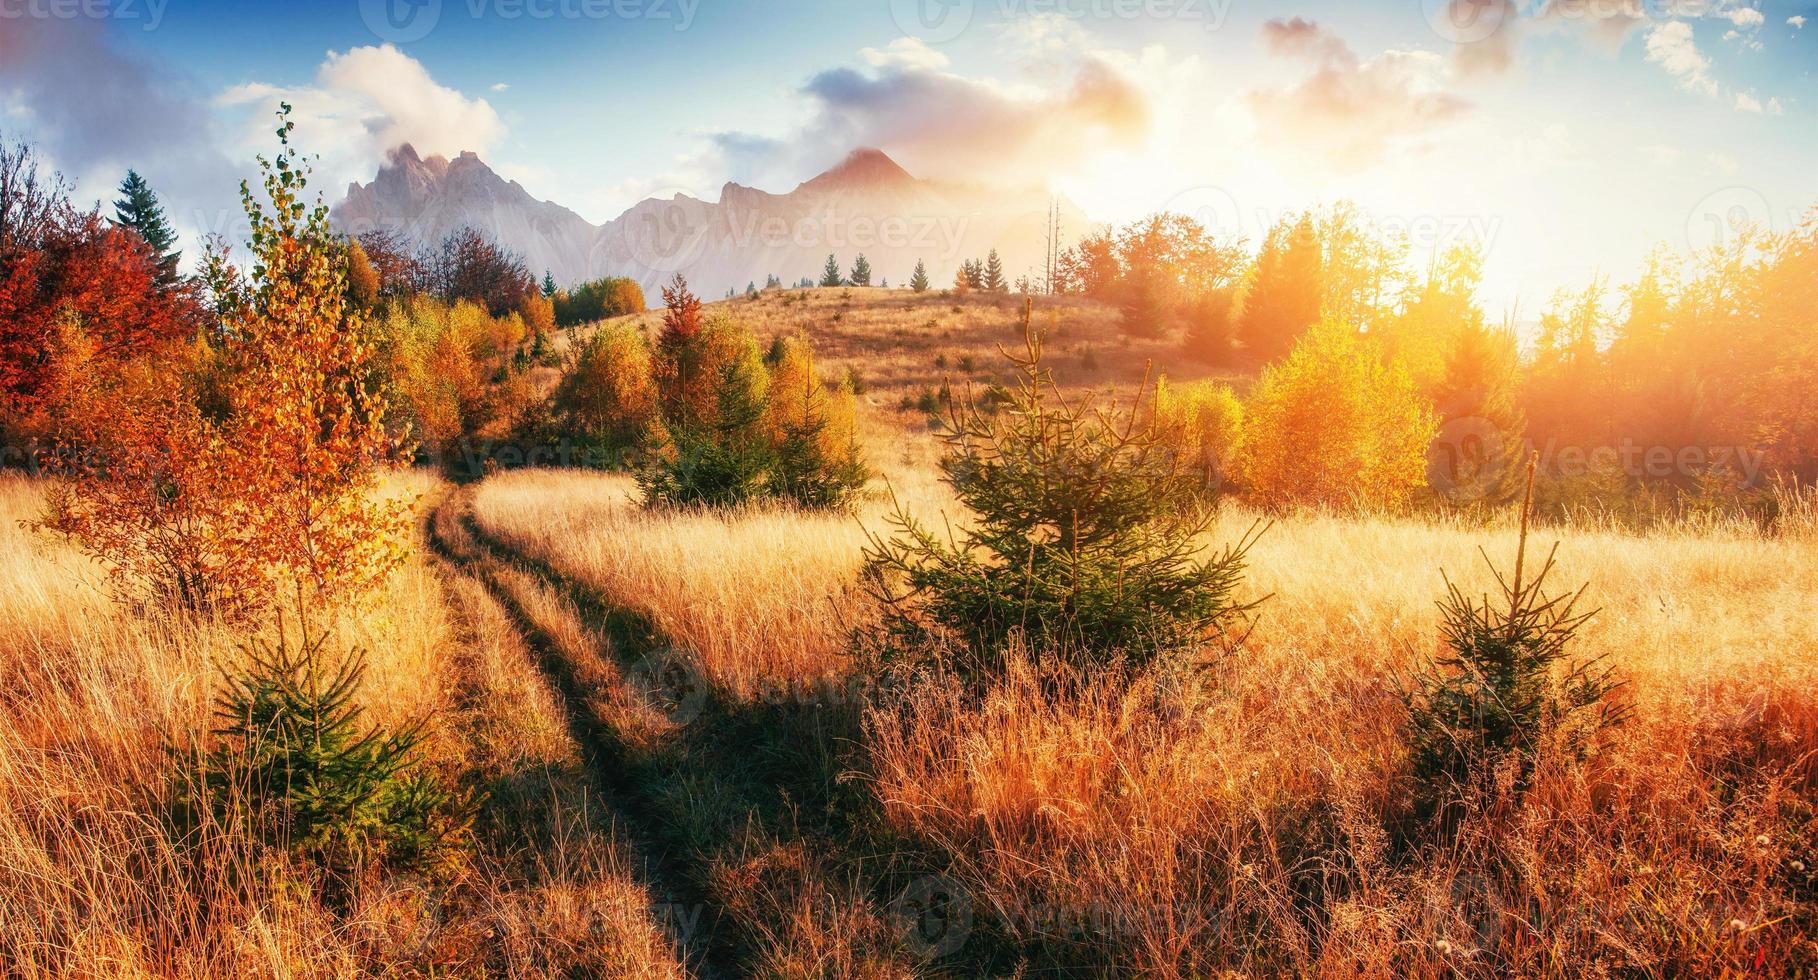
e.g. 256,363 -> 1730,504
427,485 -> 742,980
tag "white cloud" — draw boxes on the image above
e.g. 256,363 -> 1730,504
1645,21 -> 1718,96
1790,15 -> 1807,28
1249,18 -> 1470,172
997,12 -> 1094,66
491,82 -> 510,92
0,16 -> 239,252
858,37 -> 950,72
1725,7 -> 1765,28
1735,91 -> 1763,112
701,33 -> 1149,192
218,44 -> 506,197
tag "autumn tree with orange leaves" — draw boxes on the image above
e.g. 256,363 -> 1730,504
44,105 -> 409,618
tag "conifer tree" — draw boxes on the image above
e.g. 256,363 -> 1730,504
863,300 -> 1261,675
1429,322 -> 1528,506
963,258 -> 985,290
1240,213 -> 1322,361
850,253 -> 872,287
541,270 -> 557,297
1404,460 -> 1627,818
640,319 -> 773,507
179,619 -> 469,874
820,253 -> 845,287
112,169 -> 181,287
910,259 -> 930,293
983,248 -> 1006,292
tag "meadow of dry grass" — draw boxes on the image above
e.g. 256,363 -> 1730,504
4,290 -> 1816,976
468,459 -> 1818,976
0,474 -> 684,978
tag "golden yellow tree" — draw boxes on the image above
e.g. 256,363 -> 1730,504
46,106 -> 410,616
1240,319 -> 1435,510
1153,376 -> 1244,494
206,103 -> 411,605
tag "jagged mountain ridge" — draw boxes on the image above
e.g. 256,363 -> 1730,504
333,146 -> 1086,304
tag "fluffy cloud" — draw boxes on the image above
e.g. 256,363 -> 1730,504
1444,1 -> 1767,75
0,17 -> 240,247
1249,19 -> 1469,172
1724,7 -> 1765,28
218,44 -> 506,199
1789,15 -> 1807,28
1645,20 -> 1718,95
702,34 -> 1149,191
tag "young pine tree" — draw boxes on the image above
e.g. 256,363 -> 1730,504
863,300 -> 1261,676
1182,287 -> 1238,364
541,269 -> 557,297
113,169 -> 182,288
983,248 -> 1006,292
850,253 -> 872,287
1403,461 -> 1627,820
175,617 -> 470,876
640,318 -> 774,507
764,335 -> 867,507
820,253 -> 845,287
910,259 -> 930,293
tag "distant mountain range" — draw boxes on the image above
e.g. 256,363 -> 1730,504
332,145 -> 1087,304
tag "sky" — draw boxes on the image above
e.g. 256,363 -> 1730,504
2,0 -> 1814,315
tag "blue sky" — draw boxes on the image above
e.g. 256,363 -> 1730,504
4,0 -> 1814,313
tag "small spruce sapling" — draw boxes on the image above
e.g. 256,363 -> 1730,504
1403,456 -> 1628,819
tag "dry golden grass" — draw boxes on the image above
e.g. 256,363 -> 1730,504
7,285 -> 1816,975
561,287 -> 1239,407
0,473 -> 683,978
470,468 -> 886,701
470,462 -> 1818,976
